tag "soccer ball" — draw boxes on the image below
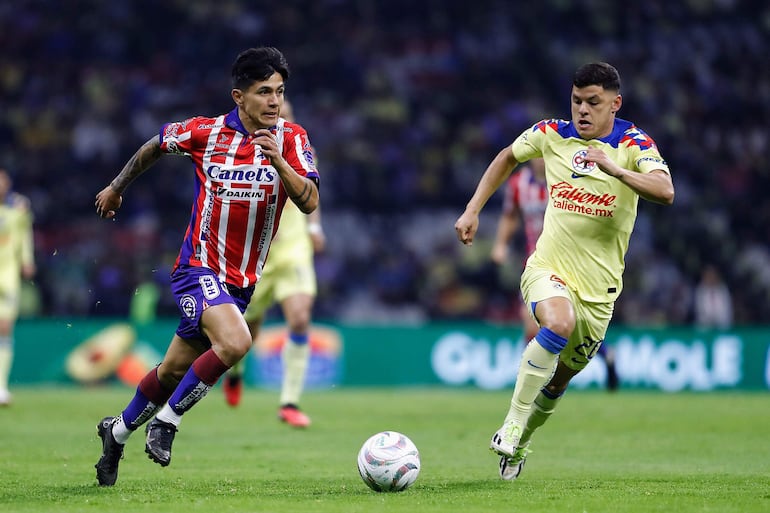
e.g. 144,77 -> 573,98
357,431 -> 421,492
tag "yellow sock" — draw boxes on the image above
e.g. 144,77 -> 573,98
504,339 -> 558,427
520,390 -> 562,445
279,339 -> 310,406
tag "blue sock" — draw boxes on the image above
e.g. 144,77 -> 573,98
534,327 -> 568,354
167,349 -> 228,415
288,332 -> 309,345
121,368 -> 171,430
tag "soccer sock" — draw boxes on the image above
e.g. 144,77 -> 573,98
519,388 -> 564,446
114,367 -> 173,443
156,349 -> 229,427
279,333 -> 310,406
0,335 -> 12,391
503,328 -> 566,427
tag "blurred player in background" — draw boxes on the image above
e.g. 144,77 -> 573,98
93,47 -> 320,486
491,157 -> 618,391
455,62 -> 674,481
693,264 -> 733,329
223,100 -> 326,428
0,169 -> 36,406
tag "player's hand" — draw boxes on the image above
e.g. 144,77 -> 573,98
253,129 -> 281,162
21,263 -> 35,280
95,185 -> 122,219
454,211 -> 479,246
491,242 -> 508,264
584,146 -> 623,177
310,230 -> 326,253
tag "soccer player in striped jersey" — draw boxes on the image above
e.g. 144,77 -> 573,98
456,62 -> 674,480
222,100 -> 326,428
93,47 -> 319,486
491,158 -> 619,391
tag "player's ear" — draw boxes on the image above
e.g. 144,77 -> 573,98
231,89 -> 244,107
611,94 -> 622,114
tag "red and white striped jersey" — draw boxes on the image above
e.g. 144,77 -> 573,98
502,165 -> 547,257
159,107 -> 320,288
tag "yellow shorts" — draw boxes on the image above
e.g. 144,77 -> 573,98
244,256 -> 317,323
520,265 -> 614,371
0,289 -> 19,322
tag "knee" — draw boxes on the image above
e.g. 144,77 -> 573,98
208,328 -> 252,364
222,334 -> 252,360
284,298 -> 312,333
539,318 -> 574,339
287,312 -> 311,333
535,298 -> 576,339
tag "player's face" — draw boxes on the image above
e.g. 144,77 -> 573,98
232,72 -> 285,132
570,85 -> 621,140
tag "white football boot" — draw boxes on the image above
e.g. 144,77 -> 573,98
499,442 -> 531,481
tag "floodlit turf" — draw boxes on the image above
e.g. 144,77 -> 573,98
0,386 -> 768,512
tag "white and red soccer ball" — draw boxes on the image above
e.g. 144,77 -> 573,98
357,431 -> 421,492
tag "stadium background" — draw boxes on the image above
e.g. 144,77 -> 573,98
2,1 -> 768,390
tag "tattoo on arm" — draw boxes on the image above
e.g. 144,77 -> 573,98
289,179 -> 313,207
110,137 -> 162,193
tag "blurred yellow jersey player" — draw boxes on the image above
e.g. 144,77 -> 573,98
0,168 -> 36,406
223,100 -> 325,428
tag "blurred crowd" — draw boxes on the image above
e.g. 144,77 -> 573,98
1,0 -> 767,326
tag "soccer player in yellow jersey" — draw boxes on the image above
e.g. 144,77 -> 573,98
455,62 -> 674,480
0,169 -> 36,406
223,100 -> 325,428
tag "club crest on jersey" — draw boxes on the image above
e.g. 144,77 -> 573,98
180,294 -> 197,319
571,150 -> 596,178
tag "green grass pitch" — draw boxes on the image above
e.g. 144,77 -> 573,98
0,387 -> 768,512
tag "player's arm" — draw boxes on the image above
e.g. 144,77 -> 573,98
95,136 -> 163,219
253,128 -> 319,214
307,206 -> 325,253
455,145 -> 519,246
584,146 -> 674,205
491,203 -> 521,265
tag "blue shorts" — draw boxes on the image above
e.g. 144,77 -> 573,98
170,265 -> 254,343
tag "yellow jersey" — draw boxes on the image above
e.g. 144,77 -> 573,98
511,118 -> 670,302
265,200 -> 312,267
0,194 -> 34,293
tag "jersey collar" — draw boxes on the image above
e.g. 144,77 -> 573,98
225,107 -> 250,135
